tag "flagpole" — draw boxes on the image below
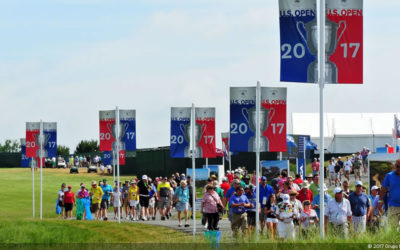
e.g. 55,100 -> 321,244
304,137 -> 307,179
318,0 -> 326,239
191,103 -> 196,237
229,152 -> 232,171
39,120 -> 43,220
32,157 -> 35,218
116,106 -> 121,224
255,81 -> 261,237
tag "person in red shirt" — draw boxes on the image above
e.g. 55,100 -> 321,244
226,171 -> 234,184
63,185 -> 75,219
293,174 -> 303,186
311,158 -> 320,176
297,181 -> 313,203
220,177 -> 231,197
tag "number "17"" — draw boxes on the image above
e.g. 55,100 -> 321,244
340,43 -> 360,58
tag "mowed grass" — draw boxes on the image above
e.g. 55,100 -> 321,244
0,168 -> 198,243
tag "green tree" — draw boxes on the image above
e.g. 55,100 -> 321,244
57,145 -> 70,156
74,140 -> 99,154
0,139 -> 20,153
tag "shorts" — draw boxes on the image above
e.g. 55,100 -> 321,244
354,169 -> 361,177
312,171 -> 318,176
329,172 -> 335,180
247,211 -> 256,226
157,197 -> 170,209
64,203 -> 73,212
231,212 -> 248,232
149,197 -> 155,208
266,217 -> 278,223
91,203 -> 100,213
352,215 -> 366,233
344,170 -> 350,176
334,173 -> 339,179
176,201 -> 188,212
130,200 -> 139,208
101,199 -> 109,209
139,196 -> 150,208
277,221 -> 295,239
388,206 -> 400,228
58,201 -> 63,207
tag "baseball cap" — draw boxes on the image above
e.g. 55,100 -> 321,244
67,185 -> 72,188
91,181 -> 96,186
245,184 -> 254,190
130,180 -> 136,184
261,176 -> 267,181
282,194 -> 290,203
142,175 -> 148,180
80,185 -> 85,188
289,190 -> 298,195
301,181 -> 310,189
303,200 -> 311,206
355,181 -> 363,186
371,186 -> 380,191
222,177 -> 227,182
306,174 -> 313,178
103,179 -> 107,182
232,179 -> 240,185
334,187 -> 343,194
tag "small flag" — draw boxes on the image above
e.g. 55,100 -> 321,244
395,115 -> 400,139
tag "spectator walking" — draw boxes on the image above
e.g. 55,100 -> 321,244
157,177 -> 172,220
220,177 -> 230,197
128,180 -> 139,221
138,175 -> 151,221
58,183 -> 66,217
311,158 -> 320,176
89,181 -> 103,220
309,175 -> 320,197
275,194 -> 299,240
297,181 -> 313,203
63,185 -> 75,219
245,184 -> 257,236
229,186 -> 253,239
348,181 -> 370,233
111,187 -> 122,220
299,200 -> 318,238
353,157 -> 362,182
325,187 -> 352,238
175,180 -> 190,227
312,184 -> 332,219
201,184 -> 224,231
265,194 -> 278,240
100,179 -> 112,221
343,157 -> 352,182
259,176 -> 274,234
379,159 -> 400,228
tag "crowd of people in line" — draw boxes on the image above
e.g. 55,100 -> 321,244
56,152 -> 400,241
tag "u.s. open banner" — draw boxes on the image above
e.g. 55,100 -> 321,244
20,138 -> 31,168
195,108 -> 216,158
99,110 -> 116,152
230,87 -> 287,152
170,107 -> 191,158
26,122 -> 40,158
119,110 -> 136,151
103,151 -> 112,166
43,122 -> 57,158
279,0 -> 363,84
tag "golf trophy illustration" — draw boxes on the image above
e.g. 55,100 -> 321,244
297,18 -> 346,83
111,122 -> 128,152
182,122 -> 205,158
35,132 -> 50,158
180,123 -> 191,157
243,106 -> 275,152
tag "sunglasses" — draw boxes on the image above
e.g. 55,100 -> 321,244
290,194 -> 296,196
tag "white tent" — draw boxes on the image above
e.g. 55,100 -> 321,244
291,113 -> 399,153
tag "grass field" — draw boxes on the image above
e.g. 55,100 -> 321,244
0,167 -> 399,247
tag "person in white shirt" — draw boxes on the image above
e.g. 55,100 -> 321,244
324,187 -> 352,238
275,194 -> 300,240
343,157 -> 352,182
299,200 -> 319,238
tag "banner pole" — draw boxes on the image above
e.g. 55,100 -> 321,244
206,158 -> 208,169
304,137 -> 307,179
255,81 -> 261,237
229,152 -> 232,171
191,103 -> 196,237
32,157 -> 35,218
39,120 -> 43,220
318,0 -> 326,239
116,106 -> 121,224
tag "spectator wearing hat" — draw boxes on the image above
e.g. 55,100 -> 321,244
299,200 -> 318,238
297,181 -> 313,204
379,158 -> 400,229
325,187 -> 352,238
275,194 -> 299,240
58,183 -> 66,217
224,179 -> 242,221
138,175 -> 151,221
229,186 -> 253,239
259,176 -> 274,234
306,174 -> 314,185
245,184 -> 257,235
265,194 -> 278,240
122,180 -> 131,220
369,186 -> 381,231
289,190 -> 302,213
128,180 -> 140,221
353,157 -> 362,182
201,184 -> 223,231
100,179 -> 113,221
337,156 -> 344,181
226,171 -> 234,184
220,177 -> 230,197
348,181 -> 370,233
89,181 -> 104,220
63,185 -> 75,219
76,184 -> 88,220
312,184 -> 332,219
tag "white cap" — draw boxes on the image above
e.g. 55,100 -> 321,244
282,194 -> 290,203
222,177 -> 227,182
142,175 -> 148,180
331,157 -> 335,160
334,187 -> 343,194
371,186 -> 379,191
355,181 -> 363,186
317,184 -> 328,192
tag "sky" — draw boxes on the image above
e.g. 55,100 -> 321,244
0,0 -> 399,153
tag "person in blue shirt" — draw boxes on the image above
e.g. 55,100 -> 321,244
223,179 -> 241,221
229,186 -> 253,239
379,159 -> 400,228
312,185 -> 332,218
259,176 -> 274,234
100,179 -> 113,221
348,181 -> 370,233
245,185 -> 257,235
175,180 -> 190,227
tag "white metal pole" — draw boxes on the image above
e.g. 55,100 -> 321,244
32,158 -> 35,218
229,152 -> 232,171
318,0 -> 326,239
206,158 -> 208,169
116,107 -> 121,223
304,137 -> 307,179
279,152 -> 282,161
113,150 -> 116,183
39,120 -> 43,220
255,81 -> 261,236
191,103 -> 196,237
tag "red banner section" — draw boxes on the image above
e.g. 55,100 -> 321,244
26,122 -> 40,158
119,150 -> 126,165
99,110 -> 116,152
195,108 -> 216,158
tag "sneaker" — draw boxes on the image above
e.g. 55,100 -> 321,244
161,216 -> 165,220
143,217 -> 147,221
178,224 -> 182,227
152,216 -> 156,220
166,214 -> 169,220
133,218 -> 136,221
184,224 -> 190,227
103,217 -> 108,221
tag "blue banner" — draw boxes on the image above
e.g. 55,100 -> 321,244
120,119 -> 136,151
43,123 -> 57,158
279,0 -> 316,83
21,145 -> 31,167
170,107 -> 191,158
103,151 -> 112,165
230,87 -> 255,152
297,157 -> 306,180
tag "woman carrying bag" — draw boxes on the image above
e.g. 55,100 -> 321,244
201,184 -> 224,231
